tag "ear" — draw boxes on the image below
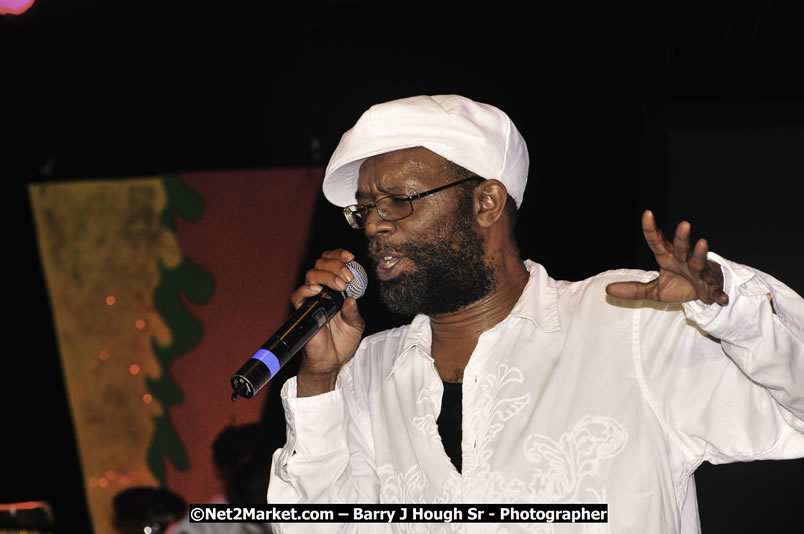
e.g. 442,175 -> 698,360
475,179 -> 508,228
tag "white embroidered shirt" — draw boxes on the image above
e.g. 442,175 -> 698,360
268,256 -> 804,533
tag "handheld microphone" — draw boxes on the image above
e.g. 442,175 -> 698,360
230,261 -> 367,401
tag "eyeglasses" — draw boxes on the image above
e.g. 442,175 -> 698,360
342,175 -> 482,229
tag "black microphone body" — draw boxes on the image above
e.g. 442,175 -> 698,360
230,261 -> 367,401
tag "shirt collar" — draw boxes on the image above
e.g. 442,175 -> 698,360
384,259 -> 561,379
508,260 -> 561,332
385,314 -> 432,379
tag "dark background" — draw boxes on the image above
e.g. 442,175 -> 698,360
2,1 -> 803,532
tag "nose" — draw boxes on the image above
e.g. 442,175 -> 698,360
363,207 -> 395,238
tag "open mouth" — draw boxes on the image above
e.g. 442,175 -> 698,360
374,254 -> 409,280
381,256 -> 400,268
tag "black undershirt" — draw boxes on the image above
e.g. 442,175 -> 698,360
436,381 -> 463,473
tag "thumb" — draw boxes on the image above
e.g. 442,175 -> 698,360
340,296 -> 365,329
606,280 -> 653,301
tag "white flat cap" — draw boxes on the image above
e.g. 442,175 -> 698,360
323,94 -> 529,208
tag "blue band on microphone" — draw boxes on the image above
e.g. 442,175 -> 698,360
250,349 -> 281,376
346,263 -> 366,294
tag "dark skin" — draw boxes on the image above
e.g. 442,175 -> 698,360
605,210 -> 729,306
291,147 -> 728,397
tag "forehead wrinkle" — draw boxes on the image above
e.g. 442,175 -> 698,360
357,158 -> 431,200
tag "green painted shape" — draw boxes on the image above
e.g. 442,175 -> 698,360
160,174 -> 205,231
146,175 -> 215,485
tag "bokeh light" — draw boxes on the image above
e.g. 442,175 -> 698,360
0,0 -> 35,15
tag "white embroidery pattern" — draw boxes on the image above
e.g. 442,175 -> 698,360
377,463 -> 462,505
523,415 -> 627,503
378,463 -> 427,504
377,464 -> 461,533
463,363 -> 532,497
468,363 -> 531,471
411,388 -> 441,443
378,362 -> 626,533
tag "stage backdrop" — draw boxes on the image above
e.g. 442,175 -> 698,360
29,168 -> 322,533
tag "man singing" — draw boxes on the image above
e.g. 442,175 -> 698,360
267,94 -> 803,533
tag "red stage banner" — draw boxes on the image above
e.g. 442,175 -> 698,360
29,168 -> 322,533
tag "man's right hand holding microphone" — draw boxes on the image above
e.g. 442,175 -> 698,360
291,249 -> 366,397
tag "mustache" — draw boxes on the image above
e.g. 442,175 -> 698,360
367,239 -> 408,259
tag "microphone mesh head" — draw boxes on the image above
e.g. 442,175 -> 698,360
344,261 -> 368,299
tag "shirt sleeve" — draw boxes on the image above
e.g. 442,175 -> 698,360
682,252 -> 804,424
637,252 -> 804,467
267,359 -> 383,534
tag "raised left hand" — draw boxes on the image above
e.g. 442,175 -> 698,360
605,210 -> 729,306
